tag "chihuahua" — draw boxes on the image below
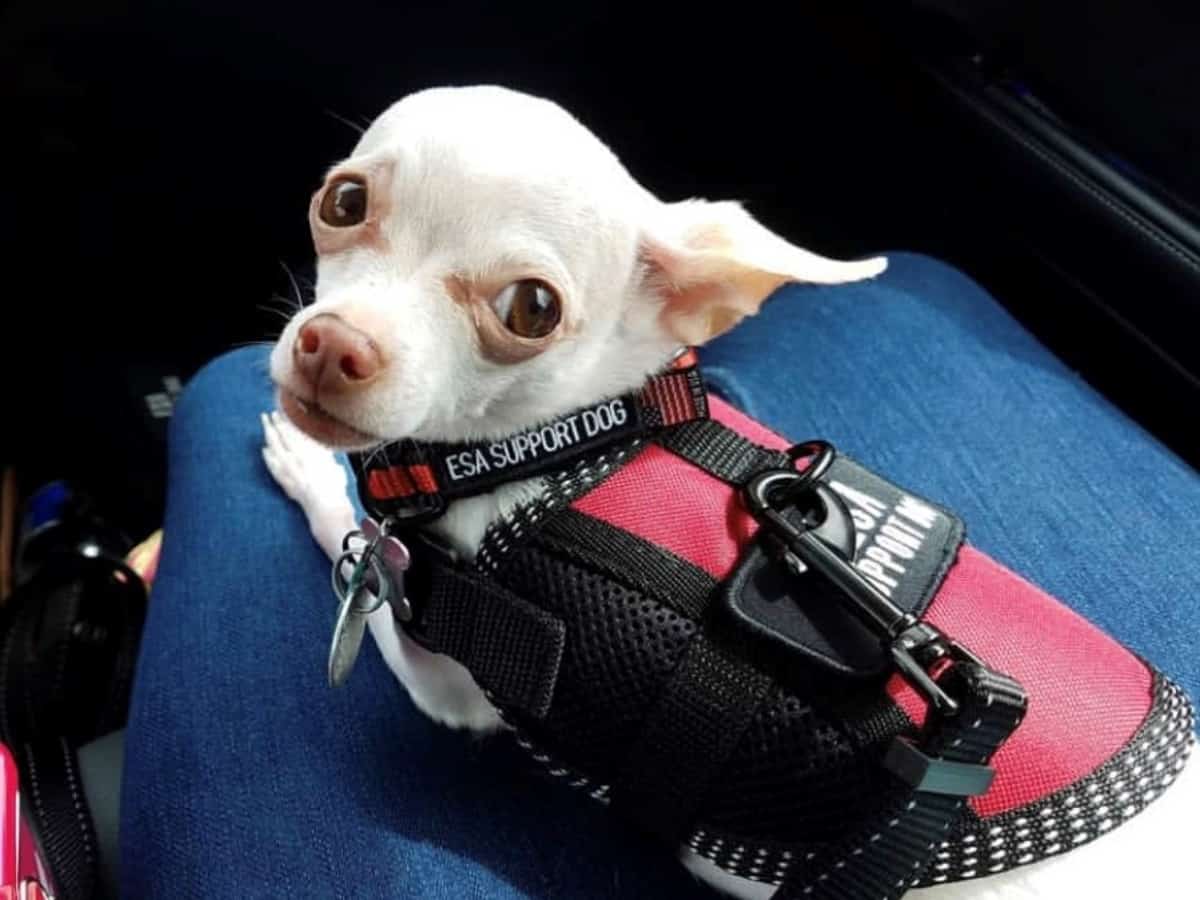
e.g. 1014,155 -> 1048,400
263,86 -> 1196,900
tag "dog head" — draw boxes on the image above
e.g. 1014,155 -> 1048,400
271,85 -> 885,449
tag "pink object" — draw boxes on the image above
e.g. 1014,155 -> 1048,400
0,743 -> 55,899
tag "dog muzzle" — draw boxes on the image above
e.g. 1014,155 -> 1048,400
342,351 -> 1195,899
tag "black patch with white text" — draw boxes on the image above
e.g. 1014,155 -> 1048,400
438,395 -> 643,490
723,456 -> 964,677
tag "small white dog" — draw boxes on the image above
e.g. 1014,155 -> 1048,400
262,86 -> 1197,899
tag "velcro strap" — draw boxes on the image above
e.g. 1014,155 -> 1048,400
774,663 -> 1027,900
412,564 -> 566,720
611,634 -> 771,844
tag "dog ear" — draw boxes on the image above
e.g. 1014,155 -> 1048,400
640,200 -> 887,345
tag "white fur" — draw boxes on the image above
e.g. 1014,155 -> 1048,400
262,86 -> 1197,898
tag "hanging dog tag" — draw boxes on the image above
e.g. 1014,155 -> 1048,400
328,518 -> 409,687
360,517 -> 413,622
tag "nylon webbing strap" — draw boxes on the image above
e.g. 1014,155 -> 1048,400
658,419 -> 789,485
535,508 -> 718,622
413,563 -> 567,719
611,634 -> 771,844
774,664 -> 1027,900
356,351 -> 708,523
19,738 -> 102,900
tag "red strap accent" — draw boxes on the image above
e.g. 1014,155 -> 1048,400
368,464 -> 441,500
367,468 -> 400,500
641,373 -> 699,427
672,348 -> 699,370
409,464 -> 438,494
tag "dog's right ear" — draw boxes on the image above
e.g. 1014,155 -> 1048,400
639,199 -> 887,345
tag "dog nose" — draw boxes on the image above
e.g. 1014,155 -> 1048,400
293,314 -> 383,393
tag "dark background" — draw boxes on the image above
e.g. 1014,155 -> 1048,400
2,1 -> 1197,539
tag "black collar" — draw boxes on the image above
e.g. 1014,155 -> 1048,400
350,349 -> 708,524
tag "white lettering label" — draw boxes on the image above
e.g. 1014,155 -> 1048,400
829,476 -> 945,597
830,480 -> 888,518
448,399 -> 632,481
896,495 -> 938,530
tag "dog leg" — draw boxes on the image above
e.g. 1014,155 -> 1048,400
260,411 -> 502,732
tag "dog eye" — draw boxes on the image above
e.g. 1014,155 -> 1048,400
318,176 -> 368,227
492,279 -> 562,339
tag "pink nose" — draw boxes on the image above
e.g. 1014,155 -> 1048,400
293,314 -> 383,394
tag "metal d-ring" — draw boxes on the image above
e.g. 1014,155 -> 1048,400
779,440 -> 836,505
331,533 -> 392,615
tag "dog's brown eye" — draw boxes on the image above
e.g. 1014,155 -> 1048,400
319,176 -> 368,227
492,279 -> 562,339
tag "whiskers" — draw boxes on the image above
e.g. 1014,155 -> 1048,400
324,108 -> 370,136
278,260 -> 310,313
256,300 -> 296,325
256,260 -> 313,329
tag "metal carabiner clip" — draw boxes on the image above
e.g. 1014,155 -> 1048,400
743,443 -> 977,717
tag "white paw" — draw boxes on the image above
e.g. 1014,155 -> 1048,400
261,409 -> 348,508
262,410 -> 358,559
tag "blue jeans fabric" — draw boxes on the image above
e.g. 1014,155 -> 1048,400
120,253 -> 1200,899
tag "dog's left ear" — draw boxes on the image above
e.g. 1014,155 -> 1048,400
640,199 -> 887,345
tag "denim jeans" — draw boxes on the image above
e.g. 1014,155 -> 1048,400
121,252 -> 1200,898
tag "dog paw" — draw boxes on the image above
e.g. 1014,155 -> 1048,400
261,410 -> 356,531
262,410 -> 359,559
261,410 -> 348,504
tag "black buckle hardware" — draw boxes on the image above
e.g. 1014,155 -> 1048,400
743,442 -> 978,717
883,738 -> 996,797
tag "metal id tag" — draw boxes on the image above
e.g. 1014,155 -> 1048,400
328,518 -> 410,687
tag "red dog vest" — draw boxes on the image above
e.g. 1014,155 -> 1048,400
349,357 -> 1195,899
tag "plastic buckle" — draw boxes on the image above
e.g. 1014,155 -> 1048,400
883,737 -> 996,797
743,445 -> 976,717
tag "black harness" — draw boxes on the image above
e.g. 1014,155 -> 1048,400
336,356 -> 1189,898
